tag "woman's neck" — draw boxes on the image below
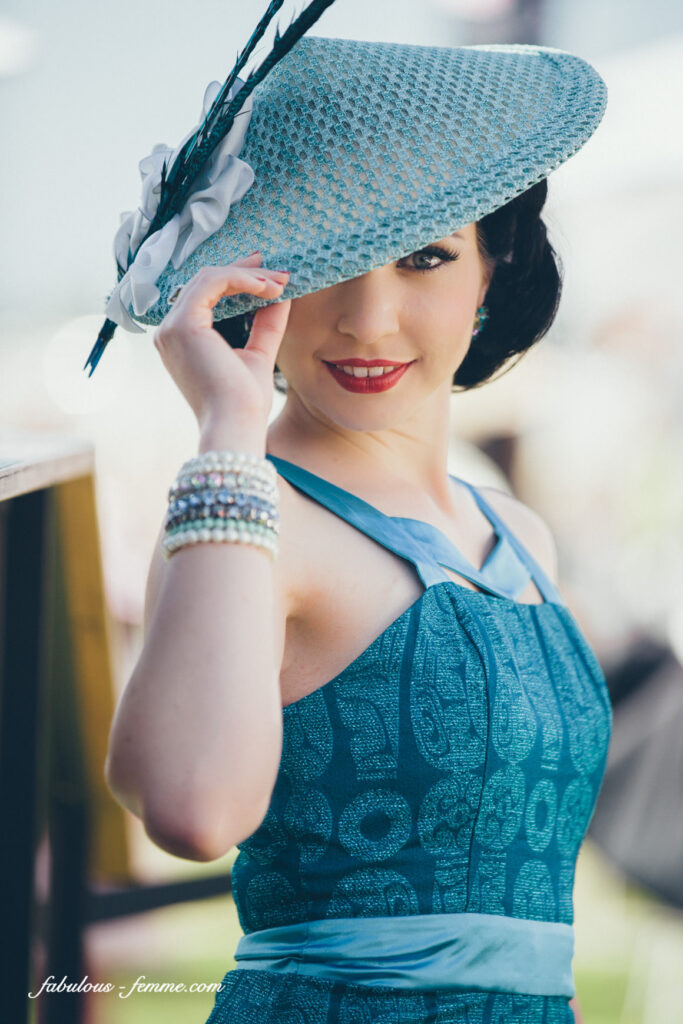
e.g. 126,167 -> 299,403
266,389 -> 457,512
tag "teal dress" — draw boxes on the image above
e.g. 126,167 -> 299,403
205,456 -> 613,1024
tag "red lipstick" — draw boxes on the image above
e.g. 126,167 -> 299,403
323,358 -> 415,394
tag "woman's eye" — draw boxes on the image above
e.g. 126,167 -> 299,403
400,246 -> 461,273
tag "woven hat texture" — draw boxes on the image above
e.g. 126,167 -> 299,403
129,36 -> 607,327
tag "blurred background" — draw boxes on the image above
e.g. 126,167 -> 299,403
1,1 -> 682,1022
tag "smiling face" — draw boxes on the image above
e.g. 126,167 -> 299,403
274,221 -> 494,432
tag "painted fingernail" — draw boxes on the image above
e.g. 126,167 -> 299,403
248,250 -> 261,256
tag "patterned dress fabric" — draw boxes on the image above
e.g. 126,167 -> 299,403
204,457 -> 613,1024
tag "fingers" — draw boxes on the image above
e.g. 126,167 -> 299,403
231,251 -> 263,268
154,259 -> 291,365
168,265 -> 290,319
245,300 -> 292,363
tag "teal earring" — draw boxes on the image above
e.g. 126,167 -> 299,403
472,304 -> 489,338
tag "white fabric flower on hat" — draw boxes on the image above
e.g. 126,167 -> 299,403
106,78 -> 255,333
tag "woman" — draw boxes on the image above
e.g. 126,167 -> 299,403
103,14 -> 612,1024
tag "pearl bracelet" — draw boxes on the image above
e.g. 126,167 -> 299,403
162,520 -> 278,560
169,456 -> 276,501
162,449 -> 280,562
177,449 -> 277,480
169,473 -> 277,503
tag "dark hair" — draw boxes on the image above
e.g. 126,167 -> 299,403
454,178 -> 563,390
213,178 -> 562,393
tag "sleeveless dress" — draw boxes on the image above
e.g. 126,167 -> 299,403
204,455 -> 613,1024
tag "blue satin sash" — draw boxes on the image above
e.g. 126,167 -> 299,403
234,913 -> 575,997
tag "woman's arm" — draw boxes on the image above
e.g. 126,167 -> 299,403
105,259 -> 294,862
105,419 -> 290,862
569,995 -> 583,1023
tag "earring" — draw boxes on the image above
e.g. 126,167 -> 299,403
471,304 -> 489,338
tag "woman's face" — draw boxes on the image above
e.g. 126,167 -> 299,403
274,221 -> 493,432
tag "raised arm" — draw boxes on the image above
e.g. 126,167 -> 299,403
105,256 -> 292,861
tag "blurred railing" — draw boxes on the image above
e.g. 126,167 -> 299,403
0,433 -> 231,1024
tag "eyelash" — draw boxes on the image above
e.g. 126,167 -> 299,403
399,244 -> 461,273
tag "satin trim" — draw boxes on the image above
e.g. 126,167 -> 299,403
234,913 -> 575,997
263,455 -> 557,602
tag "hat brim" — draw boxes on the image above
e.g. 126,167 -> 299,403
128,38 -> 607,327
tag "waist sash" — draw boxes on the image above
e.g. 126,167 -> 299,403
234,913 -> 575,997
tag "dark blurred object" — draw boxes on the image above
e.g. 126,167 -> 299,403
0,432 -> 233,1024
480,432 -> 517,481
0,433 -> 129,1024
588,635 -> 683,909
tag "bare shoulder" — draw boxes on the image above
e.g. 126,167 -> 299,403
477,484 -> 559,585
269,472 -> 311,618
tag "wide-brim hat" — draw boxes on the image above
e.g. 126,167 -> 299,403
91,27 -> 607,368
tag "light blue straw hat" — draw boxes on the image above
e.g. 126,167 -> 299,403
86,2 -> 607,375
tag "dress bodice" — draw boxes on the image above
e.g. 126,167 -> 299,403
208,457 -> 613,1024
231,457 -> 612,932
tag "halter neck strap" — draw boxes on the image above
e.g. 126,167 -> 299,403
266,454 -> 562,604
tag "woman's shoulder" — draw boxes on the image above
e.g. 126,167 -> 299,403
273,463 -> 561,593
475,484 -> 560,585
270,472 -> 320,620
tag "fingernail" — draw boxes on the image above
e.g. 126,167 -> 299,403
248,249 -> 261,256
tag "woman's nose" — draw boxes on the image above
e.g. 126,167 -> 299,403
335,267 -> 401,344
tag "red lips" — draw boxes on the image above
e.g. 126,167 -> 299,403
324,359 -> 415,394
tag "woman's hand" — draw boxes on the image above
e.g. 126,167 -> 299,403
152,251 -> 291,432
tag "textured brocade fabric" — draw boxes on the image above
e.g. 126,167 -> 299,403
206,967 -> 575,1023
204,582 -> 612,1023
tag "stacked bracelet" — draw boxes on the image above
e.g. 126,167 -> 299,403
162,450 -> 280,561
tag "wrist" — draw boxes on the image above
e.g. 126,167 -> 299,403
198,415 -> 268,457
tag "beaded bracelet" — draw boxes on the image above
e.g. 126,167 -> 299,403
162,449 -> 280,561
170,449 -> 277,488
163,520 -> 278,559
165,507 -> 279,537
165,490 -> 279,530
162,502 -> 279,559
170,474 -> 276,501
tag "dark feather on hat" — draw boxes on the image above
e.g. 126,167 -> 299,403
84,0 -> 338,378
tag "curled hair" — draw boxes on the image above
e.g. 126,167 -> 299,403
213,178 -> 562,394
456,178 -> 563,389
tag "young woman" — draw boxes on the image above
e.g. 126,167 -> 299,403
102,17 -> 612,1024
